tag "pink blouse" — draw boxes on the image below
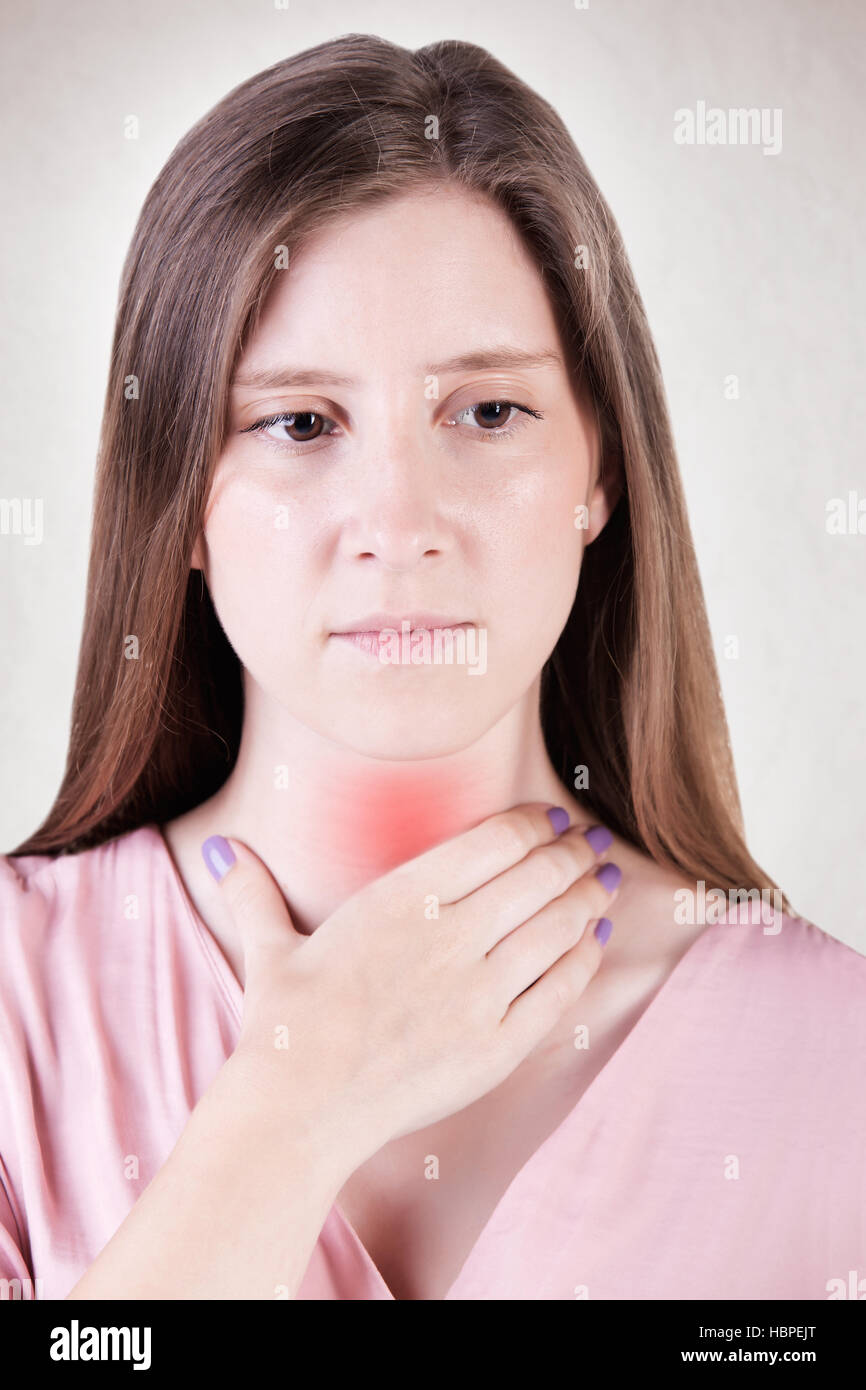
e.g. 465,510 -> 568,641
0,823 -> 864,1300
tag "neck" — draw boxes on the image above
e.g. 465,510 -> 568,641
196,673 -> 587,937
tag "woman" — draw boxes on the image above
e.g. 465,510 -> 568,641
2,34 -> 863,1303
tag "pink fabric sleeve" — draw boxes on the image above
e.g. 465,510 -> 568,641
0,1160 -> 34,1298
0,857 -> 39,1300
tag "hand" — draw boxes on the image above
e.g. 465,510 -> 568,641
206,802 -> 620,1162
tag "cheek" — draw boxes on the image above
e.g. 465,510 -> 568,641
201,482 -> 315,646
482,461 -> 584,636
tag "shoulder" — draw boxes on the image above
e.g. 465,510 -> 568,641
0,822 -> 214,1156
705,902 -> 866,1002
0,823 -> 165,948
688,911 -> 866,1170
611,843 -> 866,1058
0,825 -> 168,1035
679,906 -> 866,1109
720,908 -> 866,1086
613,838 -> 866,998
671,878 -> 866,1023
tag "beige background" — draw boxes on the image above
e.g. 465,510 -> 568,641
1,0 -> 863,948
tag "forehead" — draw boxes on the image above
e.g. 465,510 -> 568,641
240,185 -> 565,377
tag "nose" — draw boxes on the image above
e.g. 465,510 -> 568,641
338,438 -> 450,571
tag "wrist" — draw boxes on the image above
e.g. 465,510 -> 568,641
196,1052 -> 378,1185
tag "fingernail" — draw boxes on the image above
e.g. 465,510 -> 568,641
546,806 -> 570,835
202,835 -> 236,882
596,861 -> 622,893
594,917 -> 613,946
584,825 -> 613,854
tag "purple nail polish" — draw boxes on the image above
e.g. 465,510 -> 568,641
596,861 -> 622,893
594,917 -> 613,946
546,806 -> 570,835
202,835 -> 236,882
584,824 -> 613,854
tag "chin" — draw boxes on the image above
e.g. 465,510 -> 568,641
320,697 -> 502,762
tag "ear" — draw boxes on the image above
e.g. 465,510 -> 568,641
190,533 -> 206,571
584,452 -> 623,545
573,378 -> 623,546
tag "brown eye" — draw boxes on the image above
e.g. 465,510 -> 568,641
243,409 -> 338,448
278,411 -> 324,441
447,399 -> 543,443
472,401 -> 513,429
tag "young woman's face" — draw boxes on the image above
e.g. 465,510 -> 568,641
194,184 -> 612,758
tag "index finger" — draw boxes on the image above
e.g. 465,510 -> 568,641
389,801 -> 579,903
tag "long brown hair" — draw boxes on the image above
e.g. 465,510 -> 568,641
11,33 -> 791,913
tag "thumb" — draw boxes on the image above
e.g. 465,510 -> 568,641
201,834 -> 303,967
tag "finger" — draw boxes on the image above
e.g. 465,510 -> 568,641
499,915 -> 613,1051
486,861 -> 622,1010
388,801 -> 584,904
201,835 -> 302,971
456,823 -> 613,953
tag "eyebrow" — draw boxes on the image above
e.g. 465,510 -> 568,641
231,345 -> 563,390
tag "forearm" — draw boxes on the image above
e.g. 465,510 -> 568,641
66,1060 -> 364,1300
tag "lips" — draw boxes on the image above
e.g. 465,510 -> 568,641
329,616 -> 474,659
330,613 -> 470,634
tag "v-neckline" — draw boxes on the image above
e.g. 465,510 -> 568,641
152,822 -> 737,1302
333,911 -> 727,1300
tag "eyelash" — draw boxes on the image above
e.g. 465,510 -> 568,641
240,400 -> 544,455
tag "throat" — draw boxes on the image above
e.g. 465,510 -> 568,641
322,762 -> 478,873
